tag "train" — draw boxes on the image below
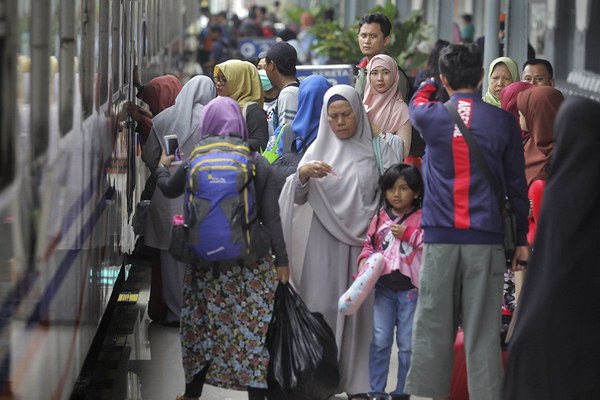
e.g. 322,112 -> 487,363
0,1 -> 198,398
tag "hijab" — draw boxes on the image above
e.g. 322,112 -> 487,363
503,96 -> 600,400
483,56 -> 519,107
200,97 -> 248,140
517,86 -> 564,184
280,84 -> 400,247
152,75 -> 216,146
284,74 -> 331,154
142,75 -> 182,115
500,81 -> 534,139
214,60 -> 264,108
363,54 -> 409,135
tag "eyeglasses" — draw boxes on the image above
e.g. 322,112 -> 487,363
214,75 -> 227,85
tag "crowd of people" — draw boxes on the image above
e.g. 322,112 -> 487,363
125,7 -> 599,400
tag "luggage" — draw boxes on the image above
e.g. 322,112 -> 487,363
450,308 -> 511,399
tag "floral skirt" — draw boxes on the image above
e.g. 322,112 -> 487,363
180,258 -> 276,390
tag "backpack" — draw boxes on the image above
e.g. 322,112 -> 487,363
185,135 -> 267,271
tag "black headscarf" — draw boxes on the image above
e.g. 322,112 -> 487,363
503,96 -> 600,399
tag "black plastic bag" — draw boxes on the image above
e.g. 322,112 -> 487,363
267,282 -> 340,400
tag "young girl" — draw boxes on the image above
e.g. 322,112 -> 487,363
363,54 -> 412,159
357,163 -> 424,400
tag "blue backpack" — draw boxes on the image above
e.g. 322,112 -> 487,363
185,135 -> 265,270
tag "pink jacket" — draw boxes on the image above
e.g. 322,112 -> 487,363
358,208 -> 424,287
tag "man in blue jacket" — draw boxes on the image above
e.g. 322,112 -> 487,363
404,43 -> 529,400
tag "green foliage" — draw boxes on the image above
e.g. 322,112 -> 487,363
283,3 -> 332,27
309,1 -> 431,70
310,20 -> 363,63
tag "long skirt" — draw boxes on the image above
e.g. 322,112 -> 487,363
180,258 -> 276,390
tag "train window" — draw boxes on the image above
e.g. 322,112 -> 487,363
80,0 -> 95,117
0,1 -> 17,189
112,0 -> 121,94
99,0 -> 109,105
59,0 -> 75,135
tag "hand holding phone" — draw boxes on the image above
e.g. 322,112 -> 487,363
164,134 -> 182,165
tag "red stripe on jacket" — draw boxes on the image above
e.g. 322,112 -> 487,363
452,99 -> 474,229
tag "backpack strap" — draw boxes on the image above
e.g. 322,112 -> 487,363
242,101 -> 257,121
281,124 -> 304,154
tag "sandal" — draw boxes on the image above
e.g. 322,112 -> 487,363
175,394 -> 199,400
348,394 -> 370,400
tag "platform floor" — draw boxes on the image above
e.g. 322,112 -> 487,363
84,258 -> 429,400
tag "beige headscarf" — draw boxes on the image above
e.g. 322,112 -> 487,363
214,60 -> 264,108
483,56 -> 519,107
279,85 -> 400,278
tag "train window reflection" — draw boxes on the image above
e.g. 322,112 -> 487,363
112,0 -> 121,95
59,0 -> 75,135
0,3 -> 17,189
99,0 -> 109,105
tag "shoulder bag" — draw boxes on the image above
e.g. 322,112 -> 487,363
444,101 -> 517,267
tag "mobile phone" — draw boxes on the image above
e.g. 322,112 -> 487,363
164,134 -> 181,164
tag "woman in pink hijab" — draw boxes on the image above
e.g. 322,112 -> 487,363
363,54 -> 412,159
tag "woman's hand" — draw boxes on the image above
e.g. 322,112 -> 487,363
159,150 -> 175,168
511,246 -> 530,272
298,160 -> 333,184
276,266 -> 289,283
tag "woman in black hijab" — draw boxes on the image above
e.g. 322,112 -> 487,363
503,96 -> 600,399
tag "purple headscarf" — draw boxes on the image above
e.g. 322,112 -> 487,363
200,97 -> 248,140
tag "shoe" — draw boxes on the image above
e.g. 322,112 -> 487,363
161,320 -> 180,328
175,394 -> 199,400
391,395 -> 410,400
348,394 -> 370,400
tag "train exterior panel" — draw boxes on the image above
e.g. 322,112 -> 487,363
0,0 -> 197,398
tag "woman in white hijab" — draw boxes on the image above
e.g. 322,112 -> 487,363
141,75 -> 216,325
279,85 -> 399,398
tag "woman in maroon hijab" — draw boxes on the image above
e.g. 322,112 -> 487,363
500,81 -> 534,140
517,86 -> 565,185
127,73 -> 182,145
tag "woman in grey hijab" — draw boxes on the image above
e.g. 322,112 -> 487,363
141,75 -> 216,325
279,84 -> 399,398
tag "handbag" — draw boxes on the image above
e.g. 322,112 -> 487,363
444,101 -> 517,267
168,215 -> 196,265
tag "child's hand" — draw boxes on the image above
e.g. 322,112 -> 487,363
391,224 -> 407,239
357,258 -> 366,274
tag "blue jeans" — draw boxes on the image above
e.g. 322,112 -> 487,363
369,283 -> 418,398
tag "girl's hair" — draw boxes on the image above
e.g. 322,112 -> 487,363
369,163 -> 424,248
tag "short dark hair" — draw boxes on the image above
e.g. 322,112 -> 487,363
358,13 -> 392,37
438,43 -> 482,90
522,58 -> 554,79
461,14 -> 472,23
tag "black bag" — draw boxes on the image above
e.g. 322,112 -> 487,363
271,124 -> 305,193
266,282 -> 340,400
168,224 -> 197,265
131,200 -> 151,235
444,101 -> 518,266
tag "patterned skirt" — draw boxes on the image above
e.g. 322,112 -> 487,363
180,258 -> 276,390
